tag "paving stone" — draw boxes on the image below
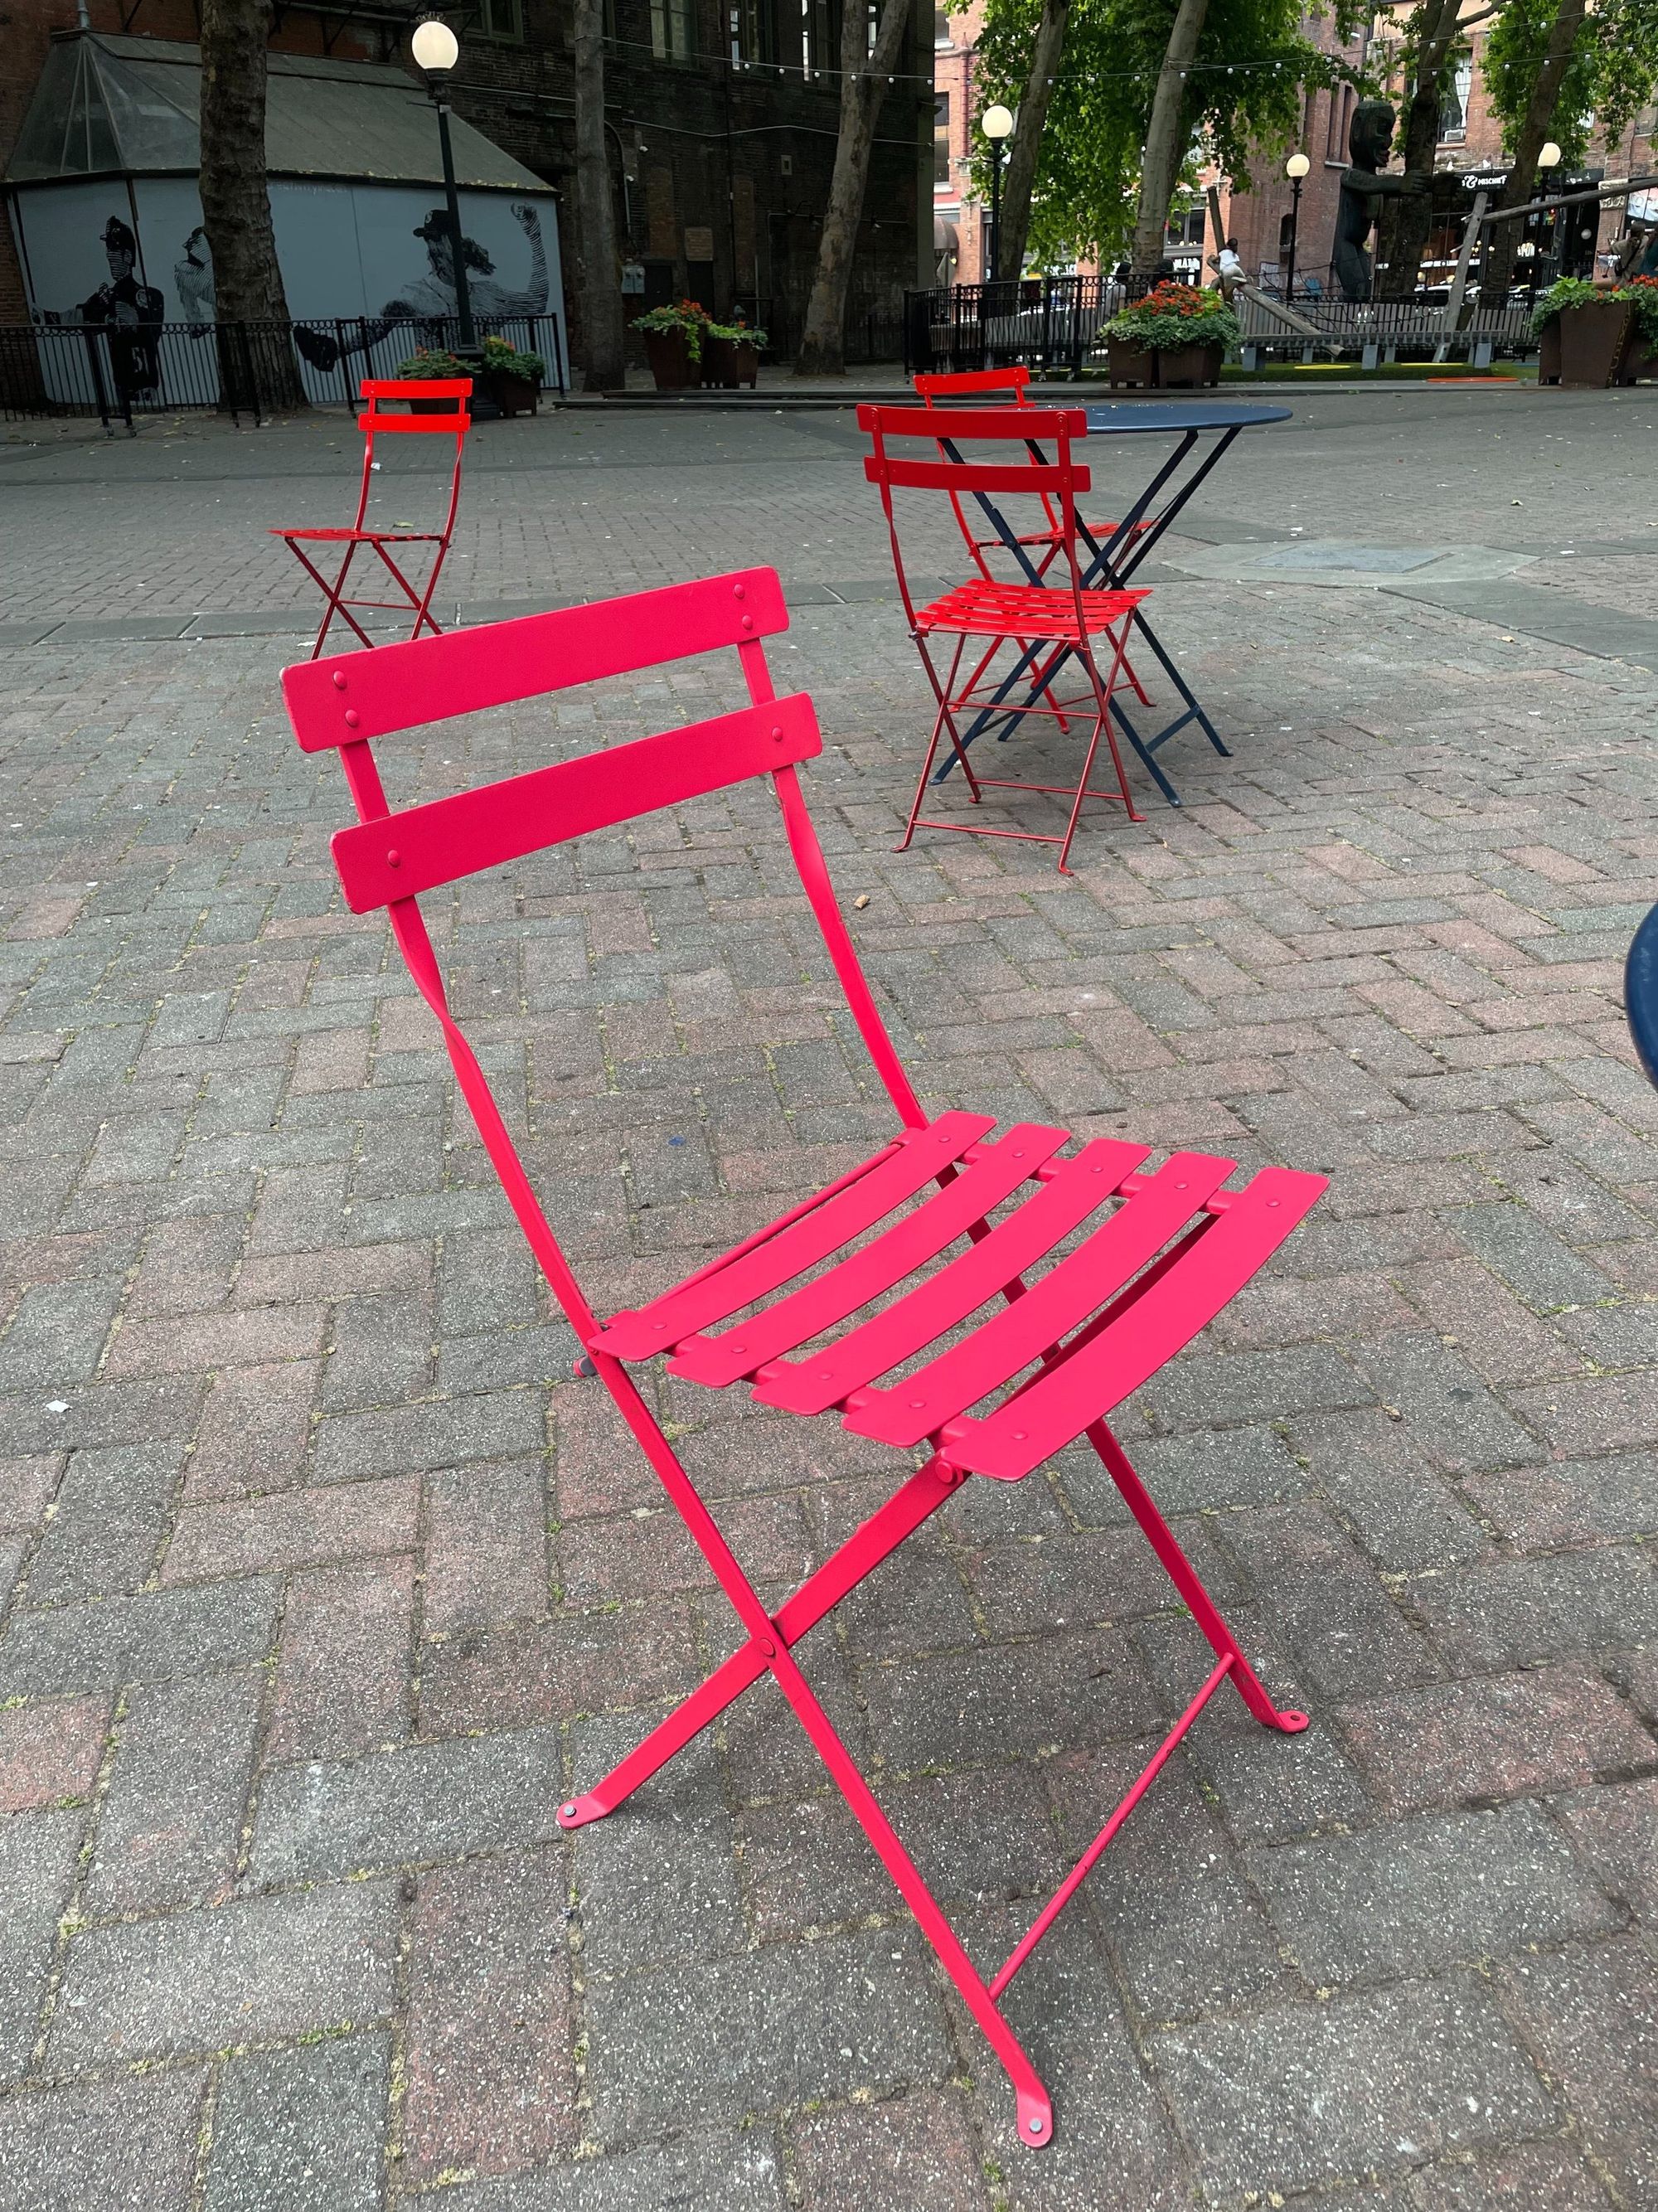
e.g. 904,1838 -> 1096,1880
1248,1804 -> 1621,1984
1404,1548 -> 1658,1671
0,2069 -> 207,2212
430,2131 -> 787,2210
404,1850 -> 575,2181
1447,1201 -> 1617,1312
251,1722 -> 567,1883
0,1693 -> 107,1813
581,1927 -> 952,2135
0,1577 -> 282,1699
51,1881 -> 400,2065
1051,1741 -> 1291,2018
1356,1336 -> 1542,1476
23,1441 -> 181,1603
204,2035 -> 389,2212
0,1454 -> 58,1532
423,1458 -> 550,1632
1147,1977 -> 1555,2197
1551,1776 -> 1658,1921
1407,2142 -> 1616,2211
1138,1343 -> 1374,1431
570,1723 -> 742,1972
416,1601 -> 702,1736
1290,1407 -> 1494,1572
1338,1666 -> 1656,1812
1508,1370 -> 1658,1458
312,1390 -> 546,1483
268,1555 -> 415,1763
1461,1451 -> 1658,1550
788,2088 -> 988,2212
0,1809 -> 80,2083
1079,1421 -> 1310,1516
861,1628 -> 1164,1773
1500,1940 -> 1658,2207
1218,1501 -> 1442,1700
87,1668 -> 263,1914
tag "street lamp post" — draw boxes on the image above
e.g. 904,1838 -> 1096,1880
411,17 -> 477,351
1283,151 -> 1311,303
982,103 -> 1014,284
1536,139 -> 1563,284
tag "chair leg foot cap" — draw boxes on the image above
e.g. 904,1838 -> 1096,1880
1016,2090 -> 1053,2147
1274,1708 -> 1311,1734
557,1794 -> 608,1828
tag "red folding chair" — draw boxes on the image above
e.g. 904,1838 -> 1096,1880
271,378 -> 472,661
863,403 -> 1148,871
280,567 -> 1323,2151
914,366 -> 1156,652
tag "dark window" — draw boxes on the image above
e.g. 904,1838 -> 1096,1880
934,93 -> 951,184
652,0 -> 696,61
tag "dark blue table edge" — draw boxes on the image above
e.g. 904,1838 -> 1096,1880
1081,401 -> 1292,433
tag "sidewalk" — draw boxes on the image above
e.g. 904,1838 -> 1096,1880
1,392 -> 1656,2210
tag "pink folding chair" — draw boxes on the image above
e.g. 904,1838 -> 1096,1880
271,377 -> 472,660
280,567 -> 1324,2149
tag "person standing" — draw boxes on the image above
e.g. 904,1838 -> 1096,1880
1215,238 -> 1245,302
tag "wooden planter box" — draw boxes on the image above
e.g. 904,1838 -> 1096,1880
702,336 -> 759,389
1543,300 -> 1639,388
1107,338 -> 1156,389
483,368 -> 539,417
1155,342 -> 1223,389
644,329 -> 701,390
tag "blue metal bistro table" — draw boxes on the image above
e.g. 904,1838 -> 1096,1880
938,399 -> 1292,806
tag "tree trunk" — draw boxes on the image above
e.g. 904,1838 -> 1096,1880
1130,0 -> 1211,279
1376,0 -> 1464,298
198,0 -> 305,406
994,0 -> 1071,279
1481,0 -> 1590,299
572,0 -> 627,390
793,0 -> 911,376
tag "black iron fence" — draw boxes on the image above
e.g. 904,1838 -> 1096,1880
904,275 -> 1542,376
0,313 -> 567,429
904,278 -> 1127,377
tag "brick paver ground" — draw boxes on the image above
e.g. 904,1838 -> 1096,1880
2,386 -> 1657,2210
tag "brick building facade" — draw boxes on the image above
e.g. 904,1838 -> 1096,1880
1,0 -> 934,358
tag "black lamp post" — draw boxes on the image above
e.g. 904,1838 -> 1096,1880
1284,150 -> 1310,302
982,103 -> 1013,284
411,17 -> 477,350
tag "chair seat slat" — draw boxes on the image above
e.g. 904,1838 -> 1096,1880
599,1112 -> 996,1358
751,1135 -> 1149,1418
667,1121 -> 1069,1388
842,1151 -> 1233,1448
941,1167 -> 1327,1480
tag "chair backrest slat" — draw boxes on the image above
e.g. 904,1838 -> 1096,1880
331,691 -> 822,911
860,403 -> 1085,442
913,366 -> 1032,403
283,568 -> 791,750
862,454 -> 1081,496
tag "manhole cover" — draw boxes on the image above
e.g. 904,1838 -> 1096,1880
1258,542 -> 1443,573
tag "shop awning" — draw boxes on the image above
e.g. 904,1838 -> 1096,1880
6,31 -> 545,191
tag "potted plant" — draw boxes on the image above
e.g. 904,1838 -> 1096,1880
478,333 -> 545,416
390,347 -> 471,410
634,300 -> 713,390
1099,282 -> 1240,389
701,314 -> 767,388
1532,274 -> 1658,386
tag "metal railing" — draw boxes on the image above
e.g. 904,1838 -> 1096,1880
0,313 -> 567,429
904,275 -> 1540,376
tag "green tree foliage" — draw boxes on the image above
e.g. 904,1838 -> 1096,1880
960,0 -> 1366,268
1486,0 -> 1658,155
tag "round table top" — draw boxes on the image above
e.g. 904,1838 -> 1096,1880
1082,400 -> 1292,433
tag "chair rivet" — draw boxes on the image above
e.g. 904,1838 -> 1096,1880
741,616 -> 755,632
1268,1198 -> 1279,1207
909,1398 -> 927,1409
332,672 -> 347,691
343,709 -> 361,729
772,726 -> 784,742
1010,1429 -> 1026,1441
734,584 -> 746,599
730,1343 -> 746,1353
562,1802 -> 576,1817
386,849 -> 400,867
1028,2117 -> 1044,2135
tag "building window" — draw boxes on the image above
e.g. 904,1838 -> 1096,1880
934,92 -> 951,184
799,0 -> 833,72
653,0 -> 696,59
933,6 -> 951,43
730,0 -> 773,63
1164,203 -> 1204,249
1439,51 -> 1471,142
474,0 -> 523,36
